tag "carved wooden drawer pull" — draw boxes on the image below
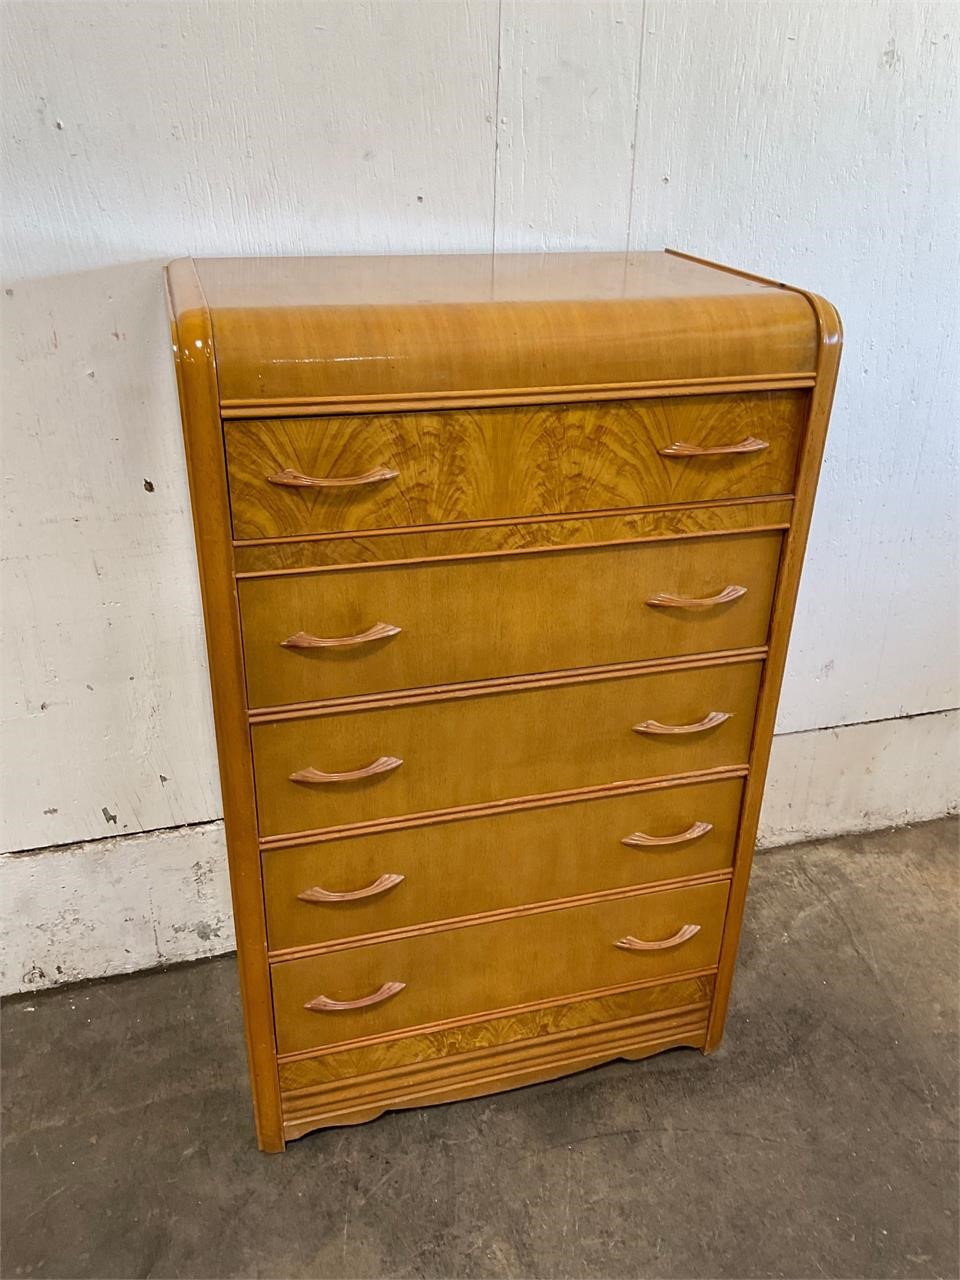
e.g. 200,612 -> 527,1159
298,873 -> 405,904
289,756 -> 403,784
616,924 -> 701,952
621,821 -> 713,849
633,711 -> 731,735
281,622 -> 401,650
267,465 -> 399,489
304,980 -> 406,1013
646,585 -> 747,609
659,436 -> 769,457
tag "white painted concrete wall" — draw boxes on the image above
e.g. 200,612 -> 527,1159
2,1 -> 957,992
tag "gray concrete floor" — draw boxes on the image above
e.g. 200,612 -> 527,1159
2,819 -> 957,1280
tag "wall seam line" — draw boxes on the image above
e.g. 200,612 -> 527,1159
491,0 -> 504,257
624,0 -> 649,252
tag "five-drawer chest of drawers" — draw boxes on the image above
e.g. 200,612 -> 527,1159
166,250 -> 841,1151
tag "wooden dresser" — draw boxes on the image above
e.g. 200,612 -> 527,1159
166,251 -> 840,1151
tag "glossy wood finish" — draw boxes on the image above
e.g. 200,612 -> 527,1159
165,261 -> 285,1151
225,392 -> 806,539
697,264 -> 844,1053
190,252 -> 818,403
271,879 -> 729,1055
252,659 -> 763,839
166,249 -> 839,1149
239,532 -> 781,707
262,776 -> 744,954
278,974 -> 715,1138
232,497 -> 793,575
279,971 -> 714,1085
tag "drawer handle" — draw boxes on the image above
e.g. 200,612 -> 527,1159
289,756 -> 403,784
267,465 -> 400,489
616,924 -> 701,951
633,711 -> 731,736
304,980 -> 405,1013
298,873 -> 405,904
646,585 -> 747,610
659,436 -> 769,458
281,622 -> 401,650
621,821 -> 713,848
634,711 -> 732,742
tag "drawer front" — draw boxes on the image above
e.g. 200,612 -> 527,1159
252,660 -> 762,838
240,533 -> 781,708
264,777 -> 743,952
271,878 -> 729,1055
278,973 -> 715,1102
225,392 -> 807,539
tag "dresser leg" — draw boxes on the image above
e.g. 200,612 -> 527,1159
703,1002 -> 729,1054
256,1122 -> 286,1154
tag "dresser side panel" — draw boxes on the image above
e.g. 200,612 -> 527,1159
706,290 -> 843,1049
165,260 -> 285,1152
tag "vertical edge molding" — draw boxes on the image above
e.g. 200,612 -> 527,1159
165,259 -> 286,1152
704,278 -> 843,1051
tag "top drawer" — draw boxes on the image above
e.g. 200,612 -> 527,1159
224,391 -> 807,539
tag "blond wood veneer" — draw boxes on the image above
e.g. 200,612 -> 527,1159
167,249 -> 840,1150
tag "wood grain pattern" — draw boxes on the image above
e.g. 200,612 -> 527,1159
192,251 -> 818,403
267,463 -> 399,489
167,250 -> 838,1147
251,659 -> 764,839
659,435 -> 769,457
280,1017 -> 709,1136
165,261 -> 285,1152
223,378 -> 813,420
279,977 -> 714,1137
278,974 -> 714,1090
252,651 -> 767,727
698,271 -> 844,1053
224,392 -> 807,539
238,532 -> 782,708
232,498 -> 794,574
271,879 -> 729,1055
262,777 -> 743,954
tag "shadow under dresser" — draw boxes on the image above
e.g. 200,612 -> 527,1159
166,249 -> 841,1150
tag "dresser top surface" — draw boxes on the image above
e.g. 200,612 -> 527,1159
167,251 -> 827,405
188,250 -> 775,310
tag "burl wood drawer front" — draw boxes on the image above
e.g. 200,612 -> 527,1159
263,777 -> 743,953
271,878 -> 728,1055
224,392 -> 807,539
240,533 -> 781,709
251,660 -> 762,839
277,973 -> 715,1124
